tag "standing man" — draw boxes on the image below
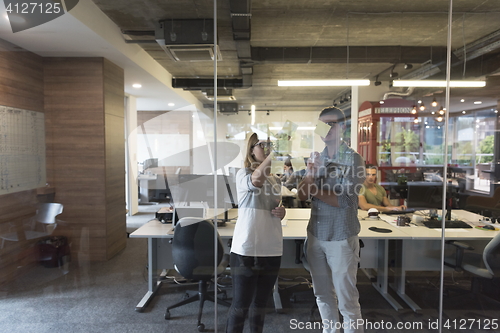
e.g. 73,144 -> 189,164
298,107 -> 365,333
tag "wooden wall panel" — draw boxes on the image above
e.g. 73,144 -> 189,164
0,40 -> 44,285
104,59 -> 126,260
0,50 -> 126,283
0,40 -> 43,112
44,57 -> 125,262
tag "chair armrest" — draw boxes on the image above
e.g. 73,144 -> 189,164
445,240 -> 474,272
445,240 -> 474,251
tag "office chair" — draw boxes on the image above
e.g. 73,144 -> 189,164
444,233 -> 500,300
164,217 -> 231,332
0,203 -> 63,249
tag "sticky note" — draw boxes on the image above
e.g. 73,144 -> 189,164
271,159 -> 285,176
280,120 -> 298,138
315,121 -> 331,137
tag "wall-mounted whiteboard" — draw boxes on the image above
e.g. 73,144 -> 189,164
0,106 -> 46,195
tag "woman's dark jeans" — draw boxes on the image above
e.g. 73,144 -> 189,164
225,253 -> 281,333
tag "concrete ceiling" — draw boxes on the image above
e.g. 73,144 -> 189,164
0,0 -> 499,115
91,0 -> 500,113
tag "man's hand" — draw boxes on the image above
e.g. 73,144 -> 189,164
271,206 -> 286,219
306,151 -> 321,175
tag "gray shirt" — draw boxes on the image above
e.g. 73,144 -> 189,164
307,142 -> 366,241
231,168 -> 283,256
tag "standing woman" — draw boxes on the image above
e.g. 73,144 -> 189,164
226,133 -> 286,333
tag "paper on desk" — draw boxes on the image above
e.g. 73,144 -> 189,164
314,121 -> 331,137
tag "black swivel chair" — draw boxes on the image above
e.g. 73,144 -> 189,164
165,217 -> 231,332
444,232 -> 500,300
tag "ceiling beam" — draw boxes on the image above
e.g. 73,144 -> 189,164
251,46 -> 449,64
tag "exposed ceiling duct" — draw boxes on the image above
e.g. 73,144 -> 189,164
453,29 -> 500,62
251,46 -> 448,64
155,19 -> 221,62
229,0 -> 253,89
383,87 -> 415,100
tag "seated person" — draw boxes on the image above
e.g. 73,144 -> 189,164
284,157 -> 308,190
280,155 -> 294,183
359,164 -> 407,213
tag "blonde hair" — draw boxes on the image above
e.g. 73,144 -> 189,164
244,133 -> 260,169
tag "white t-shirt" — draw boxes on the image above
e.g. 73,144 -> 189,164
230,168 -> 283,257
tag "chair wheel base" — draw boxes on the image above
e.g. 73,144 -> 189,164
197,323 -> 205,332
164,310 -> 171,320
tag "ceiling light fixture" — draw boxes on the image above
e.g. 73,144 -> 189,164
278,79 -> 370,87
251,104 -> 256,125
404,63 -> 413,70
392,80 -> 486,87
374,76 -> 382,86
419,103 -> 426,111
438,106 -> 445,115
462,111 -> 466,114
168,103 -> 175,107
460,99 -> 465,102
474,101 -> 482,104
132,83 -> 142,88
431,98 -> 438,107
411,105 -> 417,114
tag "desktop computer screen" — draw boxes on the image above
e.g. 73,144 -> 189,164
406,183 -> 444,210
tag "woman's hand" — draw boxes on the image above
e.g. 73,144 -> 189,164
271,206 -> 286,219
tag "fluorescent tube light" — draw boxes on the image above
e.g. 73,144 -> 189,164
392,80 -> 486,88
278,79 -> 370,87
251,105 -> 256,125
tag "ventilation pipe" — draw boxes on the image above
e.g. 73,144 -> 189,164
383,87 -> 415,100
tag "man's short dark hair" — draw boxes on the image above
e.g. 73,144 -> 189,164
366,164 -> 378,170
319,106 -> 346,122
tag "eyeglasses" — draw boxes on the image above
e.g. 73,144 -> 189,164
325,121 -> 339,127
253,142 -> 275,149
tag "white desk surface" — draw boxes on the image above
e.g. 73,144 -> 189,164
130,208 -> 411,240
129,208 -> 499,240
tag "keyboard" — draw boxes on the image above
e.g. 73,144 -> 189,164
384,209 -> 416,215
423,220 -> 472,229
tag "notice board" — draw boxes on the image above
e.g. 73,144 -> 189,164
0,106 -> 46,195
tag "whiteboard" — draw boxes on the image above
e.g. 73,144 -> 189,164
137,133 -> 190,167
0,106 -> 46,195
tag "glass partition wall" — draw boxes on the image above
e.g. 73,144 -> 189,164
1,1 -> 500,333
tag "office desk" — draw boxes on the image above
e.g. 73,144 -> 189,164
379,209 -> 499,311
129,208 -> 411,312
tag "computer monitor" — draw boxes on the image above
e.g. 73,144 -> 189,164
406,182 -> 445,210
172,174 -> 236,209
